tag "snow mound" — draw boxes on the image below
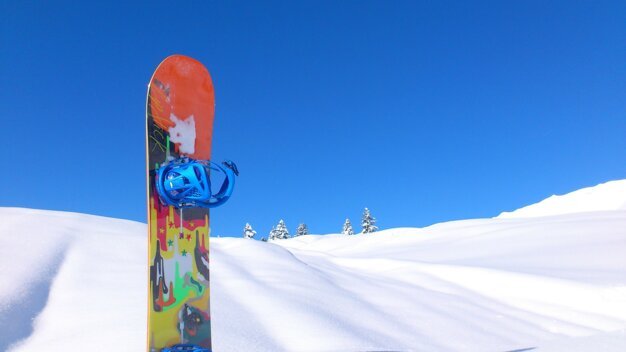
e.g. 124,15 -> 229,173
1,194 -> 626,351
0,208 -> 147,352
498,179 -> 626,218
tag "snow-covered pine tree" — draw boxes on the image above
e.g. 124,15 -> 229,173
243,223 -> 257,239
276,219 -> 290,239
295,223 -> 308,237
268,226 -> 278,241
361,208 -> 378,234
342,218 -> 354,235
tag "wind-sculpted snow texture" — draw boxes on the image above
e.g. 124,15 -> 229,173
0,208 -> 146,352
2,180 -> 626,351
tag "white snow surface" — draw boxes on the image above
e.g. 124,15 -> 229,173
2,180 -> 626,351
498,179 -> 626,218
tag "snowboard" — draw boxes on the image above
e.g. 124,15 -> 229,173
146,55 -> 215,351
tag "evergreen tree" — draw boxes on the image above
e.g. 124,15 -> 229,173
268,226 -> 278,241
261,237 -> 267,242
342,218 -> 354,235
361,208 -> 378,234
243,223 -> 256,239
295,223 -> 308,237
275,219 -> 290,239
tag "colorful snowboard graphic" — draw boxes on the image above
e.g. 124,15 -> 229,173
146,55 -> 215,351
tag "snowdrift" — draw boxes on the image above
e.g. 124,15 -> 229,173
498,179 -> 626,218
1,180 -> 626,351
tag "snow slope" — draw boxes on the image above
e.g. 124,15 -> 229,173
0,208 -> 146,351
498,179 -> 626,218
1,181 -> 626,351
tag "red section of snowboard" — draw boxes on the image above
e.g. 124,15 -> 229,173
148,55 -> 214,160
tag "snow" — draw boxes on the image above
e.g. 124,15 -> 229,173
498,179 -> 626,218
1,180 -> 626,351
0,208 -> 146,352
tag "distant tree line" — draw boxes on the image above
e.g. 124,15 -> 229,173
242,208 -> 378,241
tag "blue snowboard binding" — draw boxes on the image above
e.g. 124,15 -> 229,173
156,157 -> 237,209
161,344 -> 209,352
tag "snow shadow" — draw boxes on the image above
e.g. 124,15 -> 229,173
0,246 -> 68,351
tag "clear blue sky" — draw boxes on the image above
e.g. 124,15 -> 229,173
1,1 -> 624,237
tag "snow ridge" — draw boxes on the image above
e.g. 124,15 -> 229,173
498,179 -> 626,218
1,179 -> 626,351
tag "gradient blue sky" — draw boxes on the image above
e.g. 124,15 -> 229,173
1,1 -> 624,237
